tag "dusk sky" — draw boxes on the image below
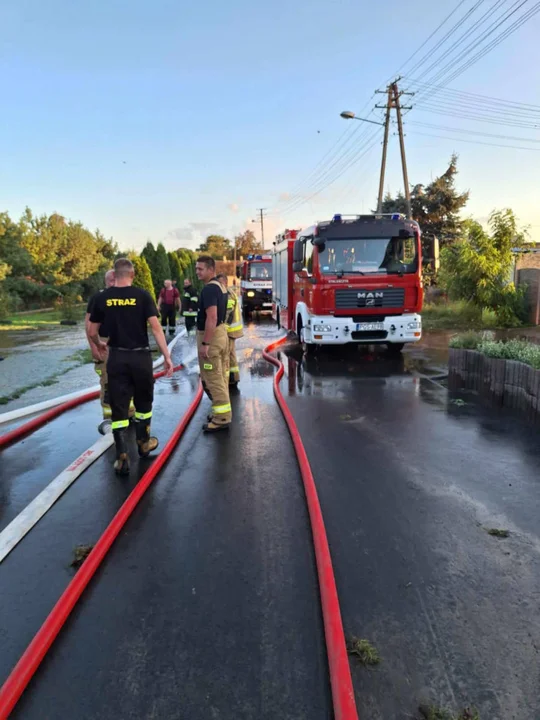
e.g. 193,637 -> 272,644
2,0 -> 539,250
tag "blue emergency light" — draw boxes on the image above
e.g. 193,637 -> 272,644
332,214 -> 342,223
391,213 -> 401,220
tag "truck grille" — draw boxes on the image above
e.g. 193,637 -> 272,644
336,288 -> 404,309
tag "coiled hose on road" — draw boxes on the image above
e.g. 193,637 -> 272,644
263,336 -> 358,720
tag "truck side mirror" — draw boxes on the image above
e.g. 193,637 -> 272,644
293,239 -> 304,264
423,236 -> 440,271
292,261 -> 304,273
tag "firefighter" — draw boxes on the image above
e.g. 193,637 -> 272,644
157,279 -> 180,337
181,277 -> 199,334
216,273 -> 243,387
88,258 -> 173,475
195,256 -> 231,433
85,270 -> 135,432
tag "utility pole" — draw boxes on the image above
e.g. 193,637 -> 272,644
376,85 -> 393,214
393,84 -> 412,220
253,208 -> 267,249
375,78 -> 414,218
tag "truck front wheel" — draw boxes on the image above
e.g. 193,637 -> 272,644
298,319 -> 316,356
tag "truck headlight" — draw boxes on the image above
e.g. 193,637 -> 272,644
313,324 -> 332,332
407,320 -> 421,330
247,291 -> 255,297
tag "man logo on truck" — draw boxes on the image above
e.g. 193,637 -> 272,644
357,291 -> 383,306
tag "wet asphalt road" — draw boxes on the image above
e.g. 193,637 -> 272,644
1,320 -> 540,719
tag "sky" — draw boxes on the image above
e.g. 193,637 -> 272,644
1,0 -> 539,251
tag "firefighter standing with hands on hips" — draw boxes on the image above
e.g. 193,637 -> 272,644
181,277 -> 199,334
195,256 -> 231,433
88,258 -> 173,475
216,273 -> 243,387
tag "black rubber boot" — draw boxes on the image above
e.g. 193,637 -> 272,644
113,429 -> 130,476
136,419 -> 159,458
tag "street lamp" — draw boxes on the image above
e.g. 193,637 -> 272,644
340,111 -> 385,126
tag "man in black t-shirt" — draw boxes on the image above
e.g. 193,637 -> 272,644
88,258 -> 174,475
85,269 -> 136,431
195,255 -> 231,432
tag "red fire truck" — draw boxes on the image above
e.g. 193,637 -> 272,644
237,254 -> 273,317
272,214 -> 438,352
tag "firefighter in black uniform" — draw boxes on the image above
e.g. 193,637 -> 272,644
88,258 -> 173,475
181,278 -> 199,334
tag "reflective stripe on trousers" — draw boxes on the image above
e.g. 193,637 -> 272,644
197,325 -> 231,424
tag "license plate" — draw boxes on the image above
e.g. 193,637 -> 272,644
356,322 -> 384,331
263,302 -> 272,307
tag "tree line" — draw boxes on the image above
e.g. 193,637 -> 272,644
0,156 -> 529,325
0,208 -> 203,315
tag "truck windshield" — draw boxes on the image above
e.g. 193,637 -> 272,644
249,264 -> 272,280
318,236 -> 418,275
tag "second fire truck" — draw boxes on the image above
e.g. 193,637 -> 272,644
237,254 -> 273,317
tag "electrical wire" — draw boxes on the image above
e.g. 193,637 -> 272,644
408,119 -> 540,142
410,128 -> 540,150
277,129 -> 383,218
273,119 -> 378,215
410,0 -> 540,100
407,80 -> 540,112
387,0 -> 471,81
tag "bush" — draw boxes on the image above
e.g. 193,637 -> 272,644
55,293 -> 79,322
449,334 -> 540,369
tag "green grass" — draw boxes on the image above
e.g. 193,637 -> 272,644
346,637 -> 381,666
486,528 -> 510,538
418,706 -> 480,720
0,306 -> 85,331
422,301 -> 499,331
0,376 -> 61,404
64,348 -> 94,365
450,334 -> 540,370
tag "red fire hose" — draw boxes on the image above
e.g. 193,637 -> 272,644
263,337 -> 359,720
0,381 -> 203,718
0,364 -> 184,451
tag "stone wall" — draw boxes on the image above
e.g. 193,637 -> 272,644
448,348 -> 540,422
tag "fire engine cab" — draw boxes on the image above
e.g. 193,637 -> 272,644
272,214 -> 438,352
237,254 -> 273,317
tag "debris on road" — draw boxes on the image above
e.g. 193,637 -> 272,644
485,527 -> 510,538
70,544 -> 94,569
346,637 -> 381,666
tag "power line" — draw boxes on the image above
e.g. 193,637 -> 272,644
410,0 -> 540,99
415,104 -> 540,128
389,0 -> 470,80
277,129 -> 383,218
407,119 -> 540,142
441,1 -> 540,87
410,129 -> 540,150
410,0 -> 501,83
272,121 -> 378,215
405,0 -> 488,80
407,79 -> 540,111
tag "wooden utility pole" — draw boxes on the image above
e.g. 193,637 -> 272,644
375,79 -> 414,218
376,85 -> 393,214
393,83 -> 412,220
257,208 -> 266,248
